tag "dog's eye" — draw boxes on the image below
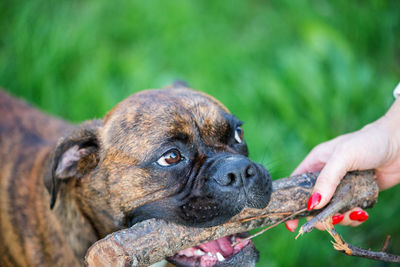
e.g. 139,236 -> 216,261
157,149 -> 183,166
234,126 -> 244,143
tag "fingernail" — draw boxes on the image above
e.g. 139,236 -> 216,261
285,222 -> 295,232
332,214 -> 344,225
349,210 -> 369,222
307,192 -> 322,211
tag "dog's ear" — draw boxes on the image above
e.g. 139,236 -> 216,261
45,120 -> 102,209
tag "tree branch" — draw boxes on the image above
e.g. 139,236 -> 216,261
322,221 -> 400,263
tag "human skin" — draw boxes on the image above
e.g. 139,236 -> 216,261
285,97 -> 400,231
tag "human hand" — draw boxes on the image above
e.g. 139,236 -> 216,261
285,98 -> 400,232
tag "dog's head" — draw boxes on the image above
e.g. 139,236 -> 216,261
46,84 -> 272,266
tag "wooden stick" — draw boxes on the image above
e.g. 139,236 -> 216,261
85,170 -> 379,267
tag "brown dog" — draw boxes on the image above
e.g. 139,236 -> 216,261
0,83 -> 272,267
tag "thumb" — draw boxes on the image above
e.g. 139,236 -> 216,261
311,155 -> 349,210
285,219 -> 298,233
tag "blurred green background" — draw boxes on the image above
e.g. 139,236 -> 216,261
1,0 -> 399,266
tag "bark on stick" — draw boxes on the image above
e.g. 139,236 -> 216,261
85,170 -> 378,267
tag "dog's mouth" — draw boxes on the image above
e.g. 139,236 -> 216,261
167,232 -> 258,267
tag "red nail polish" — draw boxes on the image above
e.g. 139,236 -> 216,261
332,214 -> 344,225
307,192 -> 322,211
349,210 -> 369,222
285,222 -> 295,232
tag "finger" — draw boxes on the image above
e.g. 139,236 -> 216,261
285,219 -> 298,232
311,155 -> 349,209
291,151 -> 325,176
313,221 -> 327,231
331,213 -> 344,225
340,208 -> 369,227
304,216 -> 332,231
291,160 -> 325,176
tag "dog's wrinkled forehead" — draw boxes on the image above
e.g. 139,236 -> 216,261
100,88 -> 230,156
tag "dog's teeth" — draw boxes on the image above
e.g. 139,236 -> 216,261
194,249 -> 205,256
177,248 -> 196,257
216,252 -> 225,262
231,236 -> 236,243
207,252 -> 214,257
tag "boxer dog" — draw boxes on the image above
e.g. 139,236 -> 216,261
0,83 -> 272,267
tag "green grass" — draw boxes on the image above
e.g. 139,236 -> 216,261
1,0 -> 400,266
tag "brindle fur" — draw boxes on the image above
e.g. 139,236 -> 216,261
0,84 -> 271,266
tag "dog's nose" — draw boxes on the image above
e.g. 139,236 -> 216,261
212,157 -> 257,187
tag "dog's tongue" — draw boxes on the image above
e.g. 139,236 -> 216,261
198,236 -> 234,257
171,234 -> 254,267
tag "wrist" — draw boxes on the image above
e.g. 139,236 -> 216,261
380,101 -> 400,158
